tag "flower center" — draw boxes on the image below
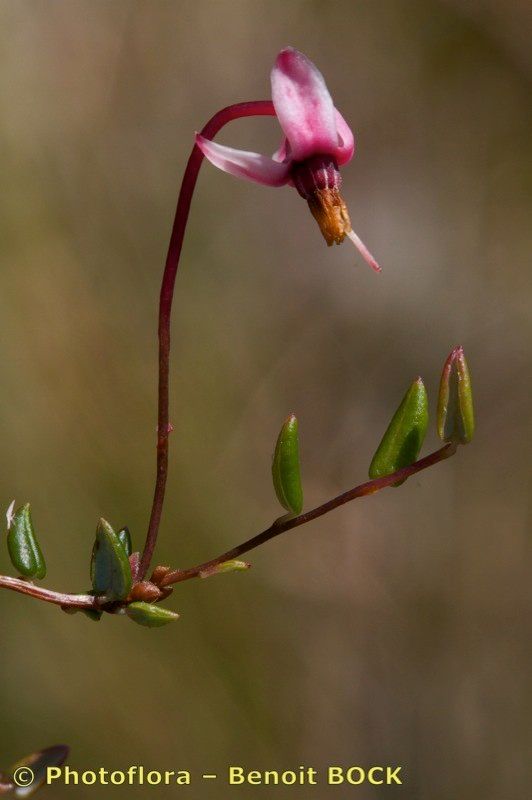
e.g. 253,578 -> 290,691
291,156 -> 352,246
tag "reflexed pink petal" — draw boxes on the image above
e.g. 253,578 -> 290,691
271,47 -> 338,161
195,134 -> 291,187
334,110 -> 355,165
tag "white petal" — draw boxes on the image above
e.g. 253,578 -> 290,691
196,134 -> 291,187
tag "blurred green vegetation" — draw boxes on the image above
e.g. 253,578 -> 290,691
0,1 -> 530,798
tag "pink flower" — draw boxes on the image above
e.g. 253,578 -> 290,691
196,47 -> 380,272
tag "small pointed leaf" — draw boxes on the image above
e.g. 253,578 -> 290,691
272,414 -> 303,514
10,745 -> 69,798
437,346 -> 475,444
91,518 -> 132,600
369,377 -> 429,485
126,601 -> 179,628
199,560 -> 250,579
117,526 -> 132,557
6,504 -> 46,580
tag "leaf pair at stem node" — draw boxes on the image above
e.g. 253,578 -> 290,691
88,520 -> 178,627
369,346 -> 474,482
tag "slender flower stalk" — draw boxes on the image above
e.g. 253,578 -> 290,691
138,100 -> 276,580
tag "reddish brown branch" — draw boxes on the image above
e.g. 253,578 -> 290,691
161,442 -> 458,586
0,576 -> 97,609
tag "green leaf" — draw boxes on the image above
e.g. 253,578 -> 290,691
6,504 -> 46,580
369,377 -> 429,485
272,414 -> 303,514
126,602 -> 179,628
91,518 -> 132,600
10,745 -> 69,797
117,526 -> 132,557
437,346 -> 475,444
199,560 -> 250,579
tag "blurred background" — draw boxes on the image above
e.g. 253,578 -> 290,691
0,1 -> 530,798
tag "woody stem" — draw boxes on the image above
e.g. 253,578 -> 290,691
161,442 -> 458,586
0,576 -> 97,608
